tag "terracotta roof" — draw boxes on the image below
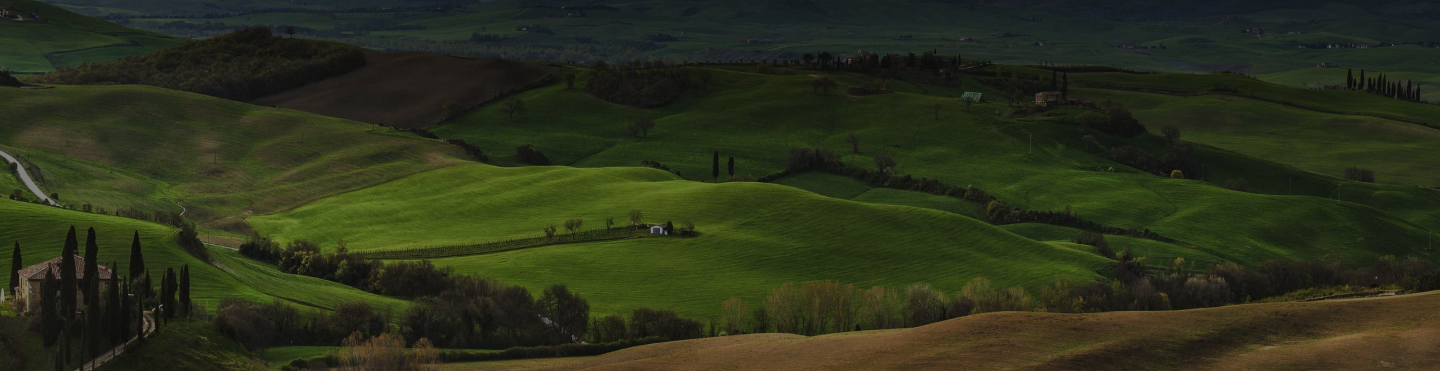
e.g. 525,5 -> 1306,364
18,255 -> 116,281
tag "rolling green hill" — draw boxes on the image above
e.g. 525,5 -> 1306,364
426,65 -> 1436,262
0,0 -> 181,74
0,84 -> 468,233
248,163 -> 1113,317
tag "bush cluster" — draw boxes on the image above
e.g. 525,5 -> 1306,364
585,61 -> 710,108
513,144 -> 551,165
36,27 -> 365,101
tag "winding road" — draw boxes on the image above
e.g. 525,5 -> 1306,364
0,148 -> 55,206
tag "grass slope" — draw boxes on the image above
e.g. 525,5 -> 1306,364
0,84 -> 467,232
431,66 -> 1435,266
0,199 -> 401,313
448,292 -> 1440,371
0,0 -> 181,73
249,163 -> 1111,317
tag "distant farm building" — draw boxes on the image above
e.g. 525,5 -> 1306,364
13,255 -> 116,314
1035,91 -> 1095,108
650,225 -> 668,235
1036,91 -> 1062,106
961,92 -> 983,102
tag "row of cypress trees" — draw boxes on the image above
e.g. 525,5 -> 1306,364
1346,68 -> 1425,102
10,226 -> 192,370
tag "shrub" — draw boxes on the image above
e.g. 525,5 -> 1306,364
0,70 -> 20,87
1225,178 -> 1249,192
1072,231 -> 1115,259
513,144 -> 551,165
1344,167 -> 1375,183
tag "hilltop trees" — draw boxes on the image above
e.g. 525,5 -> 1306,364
35,27 -> 365,101
585,61 -> 710,108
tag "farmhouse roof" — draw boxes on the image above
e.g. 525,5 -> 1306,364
18,255 -> 115,281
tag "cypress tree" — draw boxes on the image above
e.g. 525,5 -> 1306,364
42,268 -> 59,347
54,350 -> 64,371
127,232 -> 143,281
60,226 -> 77,321
106,262 -> 121,345
1051,70 -> 1058,91
179,265 -> 190,318
727,157 -> 735,177
1062,73 -> 1070,99
1359,70 -> 1367,91
119,278 -> 130,341
1347,69 -> 1354,90
83,228 -> 98,311
9,242 -> 18,297
162,268 -> 176,321
711,151 -> 720,181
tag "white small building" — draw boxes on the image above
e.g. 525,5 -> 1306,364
650,225 -> 668,235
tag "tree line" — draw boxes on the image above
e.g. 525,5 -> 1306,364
1346,69 -> 1425,102
585,60 -> 711,108
35,27 -> 366,102
719,234 -> 1440,337
231,236 -> 707,351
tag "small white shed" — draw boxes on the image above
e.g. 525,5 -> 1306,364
650,225 -> 668,235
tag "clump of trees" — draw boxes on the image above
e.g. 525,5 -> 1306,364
35,27 -> 366,101
1344,167 -> 1376,183
1108,143 -> 1197,179
513,144 -> 551,165
585,60 -> 710,108
1076,101 -> 1147,138
0,70 -> 21,87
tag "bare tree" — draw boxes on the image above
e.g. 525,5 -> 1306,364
874,155 -> 897,174
631,117 -> 656,138
722,298 -> 748,335
629,210 -> 643,226
605,217 -> 615,229
544,224 -> 557,240
564,218 -> 584,236
846,133 -> 861,154
1161,125 -> 1182,143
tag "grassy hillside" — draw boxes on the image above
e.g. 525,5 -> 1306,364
430,66 -> 1436,263
0,0 -> 180,74
248,163 -> 1112,317
446,291 -> 1440,371
0,199 -> 403,313
0,84 -> 467,231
